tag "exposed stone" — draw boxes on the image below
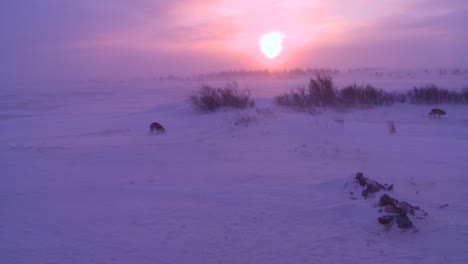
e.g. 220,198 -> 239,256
383,204 -> 406,215
350,172 -> 426,232
355,173 -> 393,197
398,201 -> 414,215
379,194 -> 398,207
384,205 -> 396,213
368,180 -> 381,190
396,216 -> 413,229
378,215 -> 395,225
362,181 -> 382,197
394,207 -> 407,216
355,172 -> 366,186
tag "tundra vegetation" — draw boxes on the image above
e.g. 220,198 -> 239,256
189,82 -> 255,112
274,75 -> 468,111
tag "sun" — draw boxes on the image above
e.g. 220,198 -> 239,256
259,32 -> 285,59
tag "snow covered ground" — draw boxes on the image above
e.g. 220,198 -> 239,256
1,73 -> 468,263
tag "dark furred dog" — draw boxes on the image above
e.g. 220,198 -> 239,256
429,108 -> 446,118
149,122 -> 165,133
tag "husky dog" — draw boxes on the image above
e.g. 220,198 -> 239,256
149,122 -> 165,133
429,108 -> 446,118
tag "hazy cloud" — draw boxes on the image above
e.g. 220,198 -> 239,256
0,0 -> 466,82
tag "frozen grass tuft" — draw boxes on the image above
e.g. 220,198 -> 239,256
308,74 -> 338,107
275,76 -> 467,112
274,86 -> 313,111
275,75 -> 403,111
408,85 -> 468,104
340,84 -> 404,106
189,82 -> 255,112
274,75 -> 338,111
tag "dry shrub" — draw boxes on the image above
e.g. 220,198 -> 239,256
274,86 -> 311,110
274,74 -> 338,111
273,77 -> 468,113
340,84 -> 403,106
189,82 -> 255,112
308,74 -> 338,107
275,75 -> 397,110
408,84 -> 468,104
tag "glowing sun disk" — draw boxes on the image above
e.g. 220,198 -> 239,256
260,32 -> 284,59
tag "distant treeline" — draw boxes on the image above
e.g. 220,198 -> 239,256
158,67 -> 468,81
159,68 -> 340,81
195,68 -> 340,80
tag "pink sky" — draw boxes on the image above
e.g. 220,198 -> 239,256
1,0 -> 467,81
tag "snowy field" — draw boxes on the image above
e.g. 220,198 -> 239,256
1,72 -> 468,263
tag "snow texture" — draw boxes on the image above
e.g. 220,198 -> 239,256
1,72 -> 468,263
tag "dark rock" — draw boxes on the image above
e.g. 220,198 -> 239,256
379,194 -> 398,207
384,205 -> 396,213
384,205 -> 406,216
361,189 -> 369,197
355,173 -> 393,197
362,180 -> 383,197
368,180 -> 381,191
429,108 -> 446,118
398,201 -> 414,215
378,215 -> 395,225
439,204 -> 449,208
355,173 -> 366,186
396,216 -> 413,229
394,207 -> 407,216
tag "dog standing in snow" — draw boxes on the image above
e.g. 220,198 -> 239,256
150,122 -> 165,134
429,108 -> 446,118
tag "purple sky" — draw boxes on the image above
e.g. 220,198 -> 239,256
1,0 -> 467,81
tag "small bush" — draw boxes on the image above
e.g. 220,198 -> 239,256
189,82 -> 255,112
274,87 -> 312,111
408,84 -> 468,104
274,77 -> 468,112
275,75 -> 400,110
274,74 -> 338,110
340,84 -> 400,105
308,74 -> 338,107
463,88 -> 468,104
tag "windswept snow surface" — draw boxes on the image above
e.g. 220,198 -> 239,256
1,74 -> 468,263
